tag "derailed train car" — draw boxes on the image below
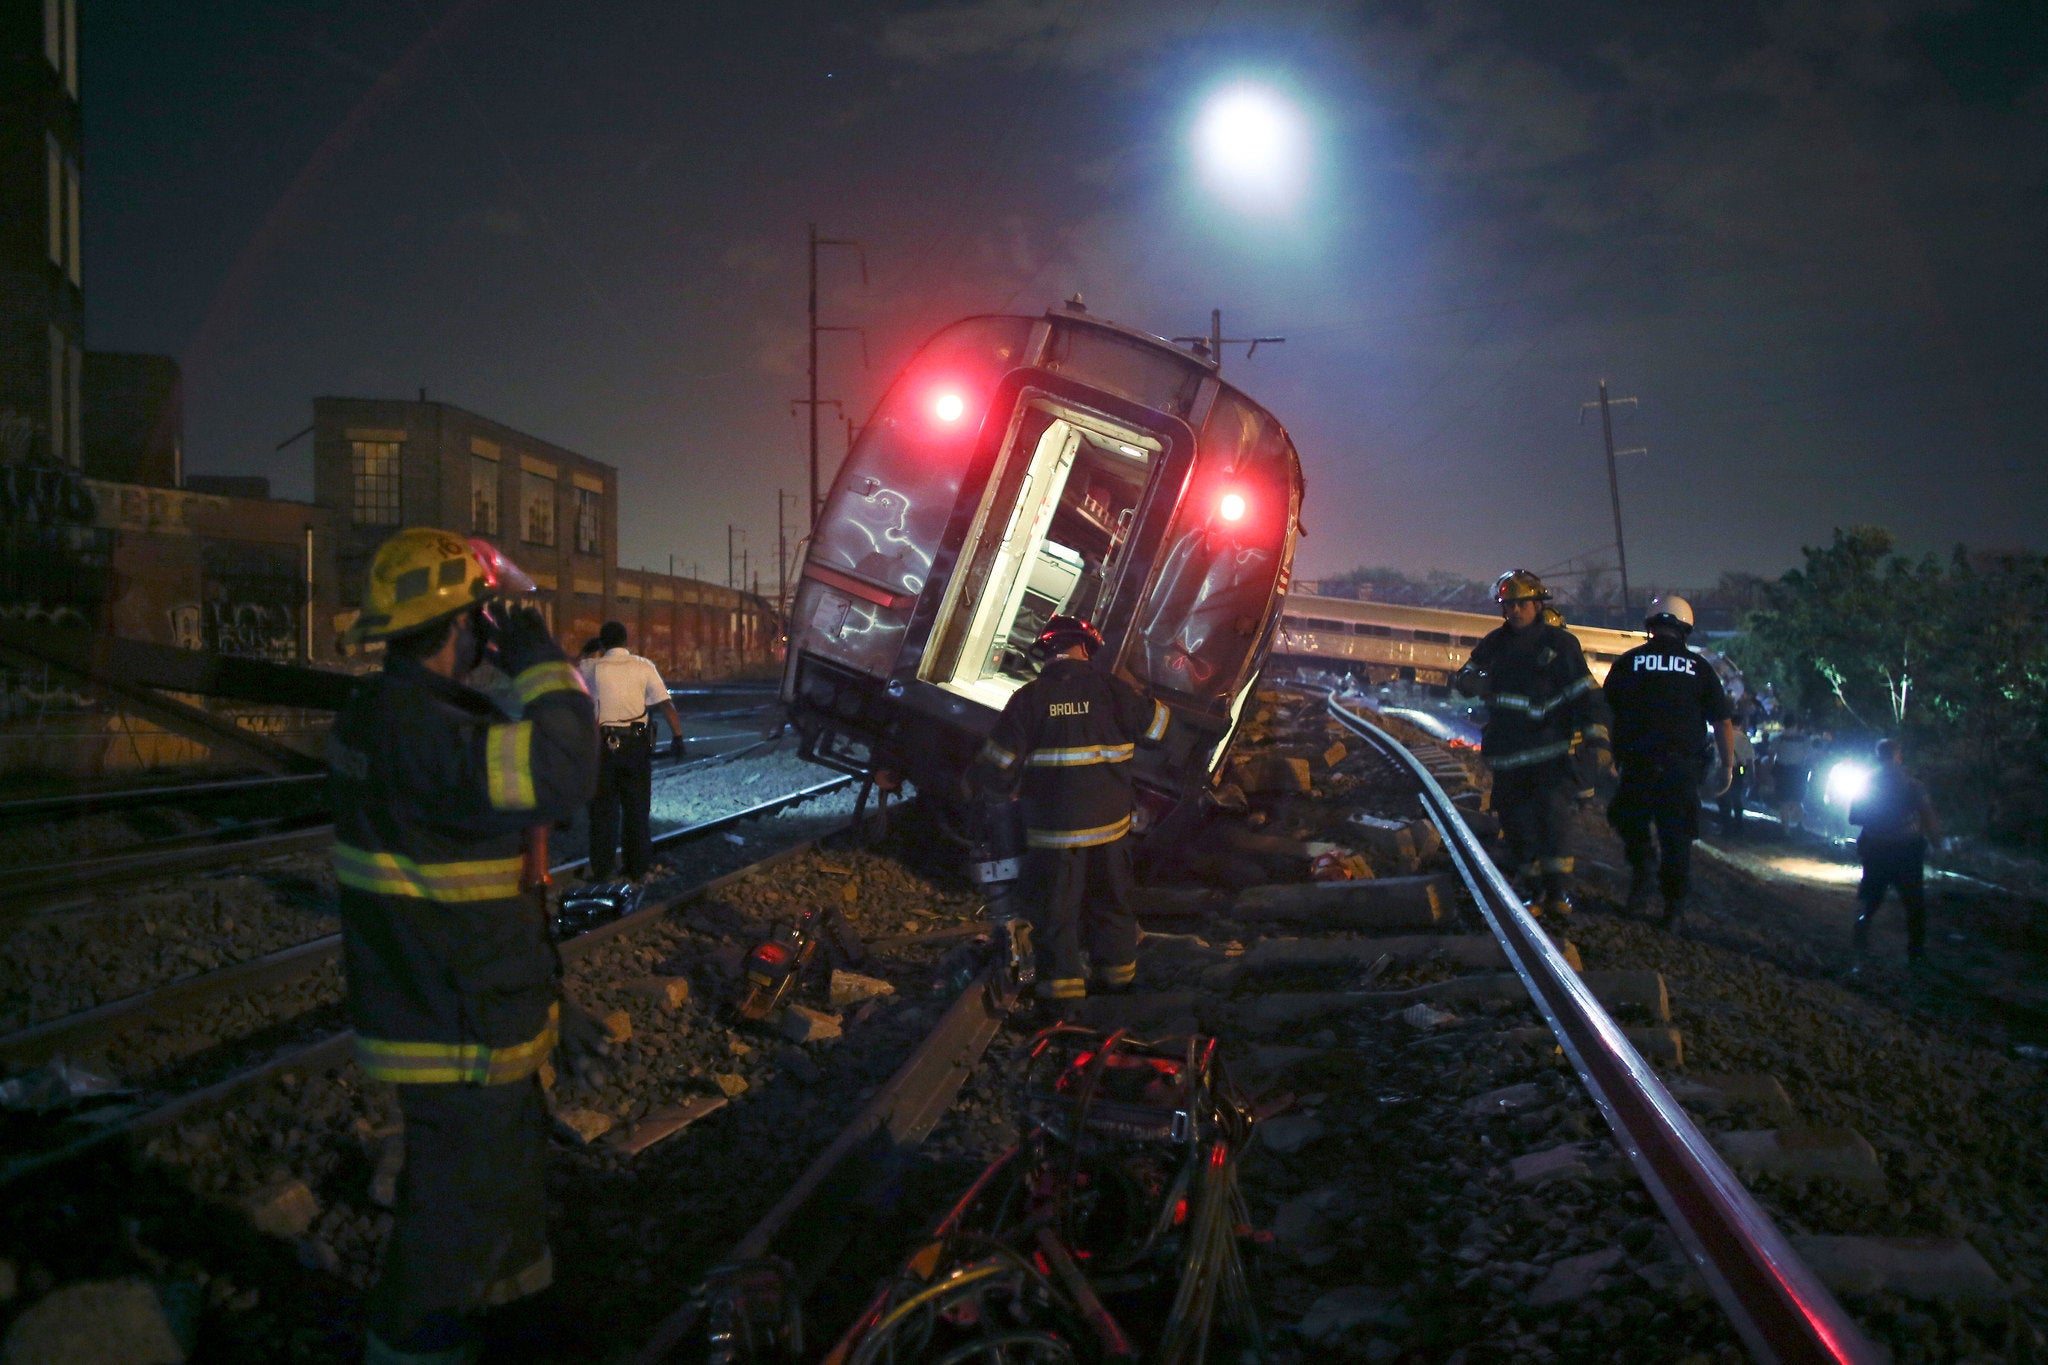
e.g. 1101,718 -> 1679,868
782,303 -> 1303,822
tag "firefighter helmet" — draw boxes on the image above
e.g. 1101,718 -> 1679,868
1645,594 -> 1695,636
1035,614 -> 1105,657
1494,570 -> 1551,605
348,528 -> 537,643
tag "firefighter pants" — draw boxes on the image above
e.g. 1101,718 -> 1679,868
367,1078 -> 552,1350
589,723 -> 653,880
1492,760 -> 1578,889
1025,837 -> 1140,1000
1609,757 -> 1703,904
1855,834 -> 1926,957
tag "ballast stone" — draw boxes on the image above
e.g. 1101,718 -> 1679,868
1791,1236 -> 2009,1313
1,1278 -> 188,1365
242,1180 -> 319,1240
1527,1246 -> 1624,1306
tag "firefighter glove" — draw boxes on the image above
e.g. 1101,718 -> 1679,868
490,603 -> 566,677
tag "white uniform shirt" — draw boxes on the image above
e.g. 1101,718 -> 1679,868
580,648 -> 670,727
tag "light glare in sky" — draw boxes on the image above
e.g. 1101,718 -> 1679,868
1194,83 -> 1309,213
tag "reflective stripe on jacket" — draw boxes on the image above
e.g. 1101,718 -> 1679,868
1466,622 -> 1609,774
328,655 -> 597,1084
979,658 -> 1169,849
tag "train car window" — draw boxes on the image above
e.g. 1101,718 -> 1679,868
1043,325 -> 1205,418
927,398 -> 1162,710
1129,390 -> 1299,703
806,316 -> 1035,614
1413,630 -> 1451,643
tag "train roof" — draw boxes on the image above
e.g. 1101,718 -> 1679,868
1283,592 -> 1650,658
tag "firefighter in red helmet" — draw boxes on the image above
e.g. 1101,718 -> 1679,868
333,529 -> 600,1364
1454,571 -> 1612,917
973,615 -> 1171,1005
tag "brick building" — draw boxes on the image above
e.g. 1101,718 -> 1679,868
312,396 -> 776,678
0,0 -> 83,467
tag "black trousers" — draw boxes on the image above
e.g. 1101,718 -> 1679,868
1609,757 -> 1703,902
1718,768 -> 1750,835
1492,759 -> 1578,886
1025,837 -> 1140,998
367,1078 -> 552,1349
588,724 -> 653,879
1856,834 -> 1927,956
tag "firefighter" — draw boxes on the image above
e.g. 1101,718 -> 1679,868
1602,595 -> 1736,929
973,615 -> 1170,1005
1454,571 -> 1611,917
331,528 -> 600,1365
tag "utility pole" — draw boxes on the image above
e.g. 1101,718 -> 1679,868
776,489 -> 796,622
726,525 -> 736,589
1173,308 -> 1286,374
798,224 -> 868,527
1580,380 -> 1645,623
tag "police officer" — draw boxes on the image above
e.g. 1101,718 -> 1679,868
579,620 -> 686,884
1602,595 -> 1736,928
1455,571 -> 1611,917
330,529 -> 599,1365
974,615 -> 1170,1005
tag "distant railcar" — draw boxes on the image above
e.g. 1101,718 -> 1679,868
782,304 -> 1304,819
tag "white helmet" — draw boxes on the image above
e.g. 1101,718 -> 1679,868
1645,594 -> 1694,635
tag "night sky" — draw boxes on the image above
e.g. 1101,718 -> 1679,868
82,1 -> 2048,593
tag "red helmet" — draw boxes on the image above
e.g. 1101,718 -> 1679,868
1035,615 -> 1104,657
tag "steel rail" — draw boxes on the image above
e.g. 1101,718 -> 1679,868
1326,695 -> 1878,1365
6,736 -> 805,919
0,814 -> 851,1188
0,772 -> 327,823
0,775 -> 857,1069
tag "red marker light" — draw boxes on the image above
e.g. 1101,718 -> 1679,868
933,392 -> 966,422
1218,491 -> 1247,522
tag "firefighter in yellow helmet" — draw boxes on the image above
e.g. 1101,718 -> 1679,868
332,529 -> 598,1364
1454,571 -> 1612,916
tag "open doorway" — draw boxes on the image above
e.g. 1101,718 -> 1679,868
927,400 -> 1159,710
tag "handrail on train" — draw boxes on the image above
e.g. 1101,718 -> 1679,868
1326,693 -> 1879,1365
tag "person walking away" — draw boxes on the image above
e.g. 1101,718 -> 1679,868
973,615 -> 1170,1006
1602,595 -> 1736,929
1849,738 -> 1939,968
1718,720 -> 1756,836
330,529 -> 600,1365
579,620 -> 686,884
1454,571 -> 1612,918
1772,723 -> 1812,832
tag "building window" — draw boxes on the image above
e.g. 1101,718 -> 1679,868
522,470 -> 556,546
350,441 -> 402,526
574,486 -> 601,555
45,0 -> 77,92
46,327 -> 80,466
470,456 -> 499,535
46,135 -> 80,286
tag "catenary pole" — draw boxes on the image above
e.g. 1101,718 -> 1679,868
1583,379 -> 1644,624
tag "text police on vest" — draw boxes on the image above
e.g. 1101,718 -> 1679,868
1632,655 -> 1697,674
1048,701 -> 1093,717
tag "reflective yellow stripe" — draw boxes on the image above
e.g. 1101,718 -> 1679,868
1581,724 -> 1610,742
356,1003 -> 560,1086
515,660 -> 587,706
1539,856 -> 1576,874
333,844 -> 525,902
1026,743 -> 1134,767
486,720 -> 537,810
1097,961 -> 1136,985
1145,700 -> 1169,742
1039,977 -> 1087,1000
1489,741 -> 1572,770
981,739 -> 1018,771
1026,816 -> 1131,849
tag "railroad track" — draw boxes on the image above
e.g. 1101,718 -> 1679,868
4,728 -> 793,920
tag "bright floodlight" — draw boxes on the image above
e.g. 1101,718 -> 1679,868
1824,760 -> 1872,808
1218,491 -> 1247,522
1194,83 -> 1309,213
934,392 -> 966,422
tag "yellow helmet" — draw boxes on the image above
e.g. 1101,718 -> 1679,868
349,528 -> 537,643
1494,569 -> 1550,605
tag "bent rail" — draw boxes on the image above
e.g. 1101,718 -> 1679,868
1327,694 -> 1878,1365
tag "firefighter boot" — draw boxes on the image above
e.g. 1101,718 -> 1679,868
1538,872 -> 1574,919
1658,895 -> 1685,932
